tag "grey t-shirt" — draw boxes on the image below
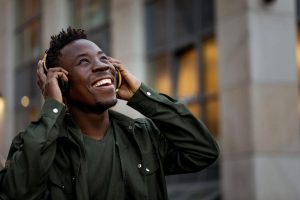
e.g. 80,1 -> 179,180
83,126 -> 124,199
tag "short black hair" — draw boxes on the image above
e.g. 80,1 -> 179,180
45,27 -> 87,68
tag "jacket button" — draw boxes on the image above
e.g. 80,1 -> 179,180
145,168 -> 150,172
146,92 -> 151,96
53,108 -> 59,113
137,164 -> 142,168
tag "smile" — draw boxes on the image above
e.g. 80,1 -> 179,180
93,78 -> 112,87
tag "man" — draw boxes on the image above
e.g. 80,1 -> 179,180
0,27 -> 219,200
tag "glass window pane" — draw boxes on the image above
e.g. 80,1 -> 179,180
177,48 -> 199,98
187,102 -> 201,119
15,0 -> 41,67
177,48 -> 200,117
15,0 -> 25,26
73,0 -> 85,27
203,38 -> 219,94
15,20 -> 41,66
145,0 -> 167,51
153,55 -> 172,95
15,33 -> 25,66
202,37 -> 219,136
15,0 -> 40,25
198,0 -> 215,30
74,0 -> 109,29
205,99 -> 219,136
89,0 -> 108,27
174,0 -> 195,39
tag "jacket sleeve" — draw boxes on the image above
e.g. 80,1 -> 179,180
0,99 -> 66,199
127,83 -> 220,175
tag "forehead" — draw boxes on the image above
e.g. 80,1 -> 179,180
60,39 -> 103,58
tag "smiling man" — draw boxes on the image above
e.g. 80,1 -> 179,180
0,27 -> 219,200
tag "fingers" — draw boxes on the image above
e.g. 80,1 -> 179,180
36,60 -> 69,93
37,60 -> 68,78
47,66 -> 69,76
46,68 -> 69,86
107,56 -> 141,100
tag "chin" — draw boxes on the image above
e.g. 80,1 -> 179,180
94,98 -> 118,113
68,97 -> 118,114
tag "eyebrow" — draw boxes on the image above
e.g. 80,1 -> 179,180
74,51 -> 106,59
97,51 -> 107,56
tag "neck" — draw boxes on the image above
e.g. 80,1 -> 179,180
68,106 -> 110,140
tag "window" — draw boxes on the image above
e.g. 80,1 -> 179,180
146,0 -> 219,136
15,0 -> 41,67
177,48 -> 201,118
151,55 -> 172,95
71,0 -> 111,53
174,0 -> 196,40
203,38 -> 219,136
14,0 -> 42,131
146,1 -> 220,199
175,38 -> 219,136
73,0 -> 109,29
145,0 -> 168,52
146,0 -> 215,53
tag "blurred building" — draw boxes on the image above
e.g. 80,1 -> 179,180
0,0 -> 299,199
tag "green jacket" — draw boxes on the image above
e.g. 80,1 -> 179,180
0,83 -> 219,200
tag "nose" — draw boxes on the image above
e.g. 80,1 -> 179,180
92,59 -> 110,72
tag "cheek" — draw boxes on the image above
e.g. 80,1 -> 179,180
67,71 -> 88,87
69,84 -> 88,96
67,75 -> 89,97
67,85 -> 95,105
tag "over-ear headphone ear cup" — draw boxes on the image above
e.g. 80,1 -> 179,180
116,69 -> 122,89
43,52 -> 69,95
42,53 -> 48,74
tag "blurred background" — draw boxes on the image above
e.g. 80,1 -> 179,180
0,0 -> 299,199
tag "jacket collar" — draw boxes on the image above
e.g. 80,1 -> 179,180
109,110 -> 136,150
62,110 -> 136,149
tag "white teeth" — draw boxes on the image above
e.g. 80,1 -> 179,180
94,79 -> 112,87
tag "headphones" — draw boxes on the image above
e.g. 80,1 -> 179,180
42,53 -> 122,93
42,53 -> 69,94
115,65 -> 122,90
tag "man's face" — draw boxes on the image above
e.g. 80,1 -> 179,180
59,39 -> 118,112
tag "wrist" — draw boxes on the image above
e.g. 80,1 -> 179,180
131,80 -> 142,94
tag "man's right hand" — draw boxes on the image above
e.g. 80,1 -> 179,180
36,60 -> 68,104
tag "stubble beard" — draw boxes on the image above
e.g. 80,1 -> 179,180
67,97 -> 118,114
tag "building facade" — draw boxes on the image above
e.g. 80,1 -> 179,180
0,0 -> 299,199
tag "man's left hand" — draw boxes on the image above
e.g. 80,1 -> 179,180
108,57 -> 141,101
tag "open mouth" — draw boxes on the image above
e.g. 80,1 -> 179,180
92,78 -> 113,88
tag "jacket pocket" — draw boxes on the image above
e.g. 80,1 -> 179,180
142,152 -> 165,199
141,152 -> 159,176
